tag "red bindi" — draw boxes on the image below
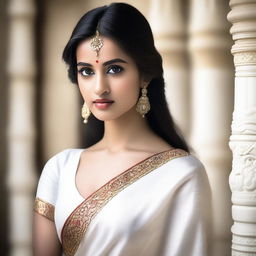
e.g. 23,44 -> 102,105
96,60 -> 99,63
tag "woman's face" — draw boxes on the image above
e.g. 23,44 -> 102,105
76,36 -> 145,121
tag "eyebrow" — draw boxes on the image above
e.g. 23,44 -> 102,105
77,58 -> 127,67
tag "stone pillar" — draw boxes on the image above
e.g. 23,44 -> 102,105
6,0 -> 36,255
188,0 -> 234,255
228,0 -> 256,255
149,0 -> 190,136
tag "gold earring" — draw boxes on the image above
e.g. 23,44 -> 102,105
136,86 -> 150,118
81,102 -> 91,123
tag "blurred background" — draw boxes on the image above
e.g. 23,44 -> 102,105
1,0 -> 237,255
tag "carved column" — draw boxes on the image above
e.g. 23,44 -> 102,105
188,0 -> 234,255
228,0 -> 256,255
149,0 -> 190,136
7,0 -> 36,255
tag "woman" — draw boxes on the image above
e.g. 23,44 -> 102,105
33,3 -> 212,256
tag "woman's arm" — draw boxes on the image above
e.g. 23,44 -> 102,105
33,212 -> 62,256
33,150 -> 70,255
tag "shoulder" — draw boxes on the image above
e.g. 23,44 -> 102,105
162,150 -> 211,199
172,149 -> 204,169
170,151 -> 211,195
43,148 -> 83,170
36,148 -> 83,205
163,149 -> 207,181
174,153 -> 205,173
39,148 -> 83,181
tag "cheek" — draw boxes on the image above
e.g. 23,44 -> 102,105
115,77 -> 141,100
78,81 -> 90,101
78,82 -> 85,97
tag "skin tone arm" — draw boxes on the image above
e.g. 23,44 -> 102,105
33,212 -> 62,256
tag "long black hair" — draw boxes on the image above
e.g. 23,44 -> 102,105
62,3 -> 189,152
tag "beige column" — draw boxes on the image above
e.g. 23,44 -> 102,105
41,1 -> 81,160
149,0 -> 190,136
6,0 -> 36,255
228,0 -> 256,255
188,0 -> 234,255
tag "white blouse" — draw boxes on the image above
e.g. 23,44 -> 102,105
35,148 -> 212,256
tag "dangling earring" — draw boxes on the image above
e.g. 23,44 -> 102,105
136,86 -> 150,118
81,102 -> 91,124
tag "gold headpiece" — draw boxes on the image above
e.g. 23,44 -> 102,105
90,30 -> 103,57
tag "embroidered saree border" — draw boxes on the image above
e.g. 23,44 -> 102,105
61,148 -> 188,256
34,197 -> 55,222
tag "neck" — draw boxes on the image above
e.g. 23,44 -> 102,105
101,109 -> 151,153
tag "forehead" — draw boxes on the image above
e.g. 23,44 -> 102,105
76,36 -> 131,62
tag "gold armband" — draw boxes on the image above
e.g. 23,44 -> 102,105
34,198 -> 55,222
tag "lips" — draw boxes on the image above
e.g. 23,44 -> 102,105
93,99 -> 114,103
93,99 -> 114,110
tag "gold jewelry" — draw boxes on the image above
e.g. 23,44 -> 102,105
81,102 -> 91,123
136,87 -> 150,118
90,30 -> 103,57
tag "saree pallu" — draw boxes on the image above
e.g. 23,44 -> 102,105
34,148 -> 212,256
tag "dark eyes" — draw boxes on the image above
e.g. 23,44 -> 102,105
107,65 -> 123,74
78,67 -> 94,77
78,65 -> 124,77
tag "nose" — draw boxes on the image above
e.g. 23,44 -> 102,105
94,73 -> 110,96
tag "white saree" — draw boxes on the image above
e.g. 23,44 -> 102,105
34,148 -> 212,256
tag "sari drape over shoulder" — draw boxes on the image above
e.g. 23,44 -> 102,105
34,148 -> 212,256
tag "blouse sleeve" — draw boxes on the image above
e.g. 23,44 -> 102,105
34,151 -> 65,222
163,156 -> 213,256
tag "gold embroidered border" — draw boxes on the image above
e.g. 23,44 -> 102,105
34,197 -> 55,222
61,148 -> 188,256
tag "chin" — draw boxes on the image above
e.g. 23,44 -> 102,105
91,105 -> 138,122
92,110 -> 134,122
92,113 -> 120,122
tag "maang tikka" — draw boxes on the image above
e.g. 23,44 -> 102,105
81,102 -> 91,124
90,30 -> 103,57
81,30 -> 102,124
136,86 -> 150,118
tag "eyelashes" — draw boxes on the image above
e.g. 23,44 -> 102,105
78,65 -> 124,77
78,67 -> 94,77
107,65 -> 123,74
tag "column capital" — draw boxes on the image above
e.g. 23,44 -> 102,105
149,0 -> 187,54
228,0 -> 256,66
8,0 -> 36,18
188,0 -> 232,67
